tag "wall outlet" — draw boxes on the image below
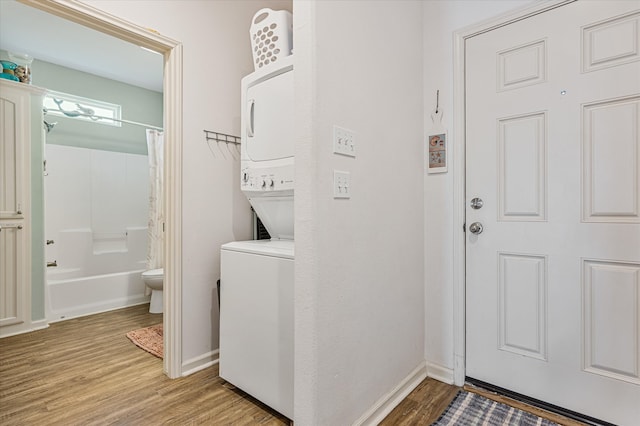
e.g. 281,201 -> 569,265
333,170 -> 351,199
333,125 -> 356,157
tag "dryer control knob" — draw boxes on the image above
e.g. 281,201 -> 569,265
261,179 -> 267,188
267,179 -> 274,188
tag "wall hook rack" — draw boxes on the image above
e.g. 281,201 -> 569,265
204,130 -> 241,146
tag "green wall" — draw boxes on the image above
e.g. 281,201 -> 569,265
30,92 -> 45,321
1,49 -> 164,155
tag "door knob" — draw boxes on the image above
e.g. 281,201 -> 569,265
469,222 -> 483,235
470,198 -> 483,209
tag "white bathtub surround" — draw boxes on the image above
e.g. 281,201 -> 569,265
45,144 -> 150,322
47,269 -> 148,322
46,227 -> 149,321
45,145 -> 149,256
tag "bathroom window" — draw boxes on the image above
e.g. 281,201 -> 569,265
43,90 -> 122,127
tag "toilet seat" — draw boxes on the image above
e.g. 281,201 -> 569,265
142,268 -> 163,278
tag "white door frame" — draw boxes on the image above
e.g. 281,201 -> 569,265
19,0 -> 184,379
451,0 -> 575,387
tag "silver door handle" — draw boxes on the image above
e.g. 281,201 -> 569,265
469,222 -> 483,235
0,224 -> 23,232
470,197 -> 483,209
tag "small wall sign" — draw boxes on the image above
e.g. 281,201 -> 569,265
427,132 -> 447,173
427,91 -> 448,174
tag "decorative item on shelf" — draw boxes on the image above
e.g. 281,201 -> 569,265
8,52 -> 33,84
0,60 -> 19,82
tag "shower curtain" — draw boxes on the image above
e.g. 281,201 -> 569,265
146,129 -> 164,270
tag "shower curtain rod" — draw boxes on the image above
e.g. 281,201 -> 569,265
74,112 -> 163,131
44,108 -> 163,131
93,114 -> 163,131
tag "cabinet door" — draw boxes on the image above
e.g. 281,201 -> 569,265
0,223 -> 26,327
0,86 -> 28,219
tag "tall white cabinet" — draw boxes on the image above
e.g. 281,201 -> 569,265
0,79 -> 45,337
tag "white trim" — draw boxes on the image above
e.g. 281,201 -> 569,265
164,43 -> 183,379
426,361 -> 454,385
181,350 -> 220,377
352,362 -> 427,426
31,318 -> 49,331
0,319 -> 49,339
451,0 -> 576,387
19,0 -> 183,379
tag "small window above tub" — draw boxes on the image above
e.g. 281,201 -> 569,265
43,90 -> 122,127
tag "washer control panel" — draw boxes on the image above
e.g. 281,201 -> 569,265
241,165 -> 294,192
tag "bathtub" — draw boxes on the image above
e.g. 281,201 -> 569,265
46,228 -> 150,322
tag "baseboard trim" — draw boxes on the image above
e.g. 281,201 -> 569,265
426,361 -> 455,385
0,318 -> 49,338
181,349 -> 219,377
353,361 -> 427,426
31,319 -> 49,331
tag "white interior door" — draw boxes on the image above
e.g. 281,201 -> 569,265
465,2 -> 640,425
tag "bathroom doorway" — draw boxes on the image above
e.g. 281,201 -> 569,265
0,0 -> 183,378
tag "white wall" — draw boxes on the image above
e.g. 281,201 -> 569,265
86,0 -> 292,368
422,0 -> 535,377
294,1 -> 424,424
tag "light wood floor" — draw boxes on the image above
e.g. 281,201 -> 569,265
0,304 -> 291,425
0,304 -> 581,425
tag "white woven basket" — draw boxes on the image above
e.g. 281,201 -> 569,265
250,8 -> 292,70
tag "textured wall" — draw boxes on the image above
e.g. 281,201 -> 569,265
294,1 -> 425,423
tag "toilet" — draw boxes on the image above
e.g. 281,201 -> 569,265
142,268 -> 163,313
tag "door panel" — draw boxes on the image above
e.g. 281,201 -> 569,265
497,112 -> 547,221
582,96 -> 640,222
583,259 -> 640,385
465,2 -> 640,425
0,93 -> 25,219
0,224 -> 25,327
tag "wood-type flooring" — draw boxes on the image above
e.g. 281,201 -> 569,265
0,304 -> 581,425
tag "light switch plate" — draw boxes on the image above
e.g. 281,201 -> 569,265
333,170 -> 351,199
333,125 -> 356,157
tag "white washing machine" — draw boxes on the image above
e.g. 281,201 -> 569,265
219,240 -> 294,418
219,55 -> 295,419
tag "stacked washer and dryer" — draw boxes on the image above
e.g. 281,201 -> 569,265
219,9 -> 295,420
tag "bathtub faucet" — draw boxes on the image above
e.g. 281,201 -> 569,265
47,260 -> 57,267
